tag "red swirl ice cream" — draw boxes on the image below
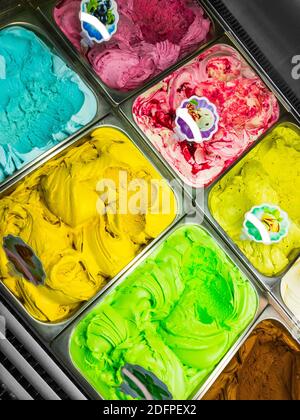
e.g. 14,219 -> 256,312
53,0 -> 211,92
133,44 -> 280,188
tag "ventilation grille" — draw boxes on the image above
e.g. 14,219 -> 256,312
203,0 -> 300,116
0,329 -> 70,400
0,302 -> 86,401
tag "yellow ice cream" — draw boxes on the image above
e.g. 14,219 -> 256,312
209,124 -> 300,277
0,127 -> 177,323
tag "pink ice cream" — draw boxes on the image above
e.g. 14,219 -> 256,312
53,0 -> 211,92
133,44 -> 280,188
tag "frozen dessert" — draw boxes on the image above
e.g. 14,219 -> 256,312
133,44 -> 279,188
281,259 -> 300,321
203,320 -> 300,400
53,0 -> 212,92
0,127 -> 176,323
70,225 -> 258,400
209,124 -> 300,277
0,26 -> 97,182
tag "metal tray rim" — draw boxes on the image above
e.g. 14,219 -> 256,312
0,116 -> 185,342
119,35 -> 288,194
205,118 -> 300,287
0,6 -> 111,193
33,0 -> 224,105
50,213 -> 268,401
197,304 -> 299,399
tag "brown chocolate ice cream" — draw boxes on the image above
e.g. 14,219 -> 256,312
203,320 -> 300,400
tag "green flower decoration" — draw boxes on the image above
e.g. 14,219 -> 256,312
244,204 -> 290,245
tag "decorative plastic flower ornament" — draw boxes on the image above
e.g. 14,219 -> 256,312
244,204 -> 290,245
80,0 -> 119,46
175,96 -> 219,143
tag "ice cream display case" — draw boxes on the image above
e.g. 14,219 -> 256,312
0,0 -> 300,401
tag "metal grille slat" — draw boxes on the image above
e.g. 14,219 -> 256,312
0,364 -> 33,401
0,303 -> 86,400
0,338 -> 60,400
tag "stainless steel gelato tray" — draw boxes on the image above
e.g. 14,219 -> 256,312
198,304 -> 300,400
50,210 -> 267,400
120,34 -> 289,195
0,2 -> 111,193
204,118 -> 300,291
30,0 -> 223,105
0,0 -> 298,403
0,113 -> 185,343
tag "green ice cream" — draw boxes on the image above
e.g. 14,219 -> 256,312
209,124 -> 300,277
70,225 -> 258,400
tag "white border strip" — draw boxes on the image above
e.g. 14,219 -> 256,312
245,213 -> 271,245
80,11 -> 111,42
176,108 -> 203,143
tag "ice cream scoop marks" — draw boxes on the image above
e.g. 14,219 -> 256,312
244,204 -> 290,245
175,96 -> 219,144
96,171 -> 175,216
80,0 -> 119,45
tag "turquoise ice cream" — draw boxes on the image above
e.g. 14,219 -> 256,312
0,26 -> 97,181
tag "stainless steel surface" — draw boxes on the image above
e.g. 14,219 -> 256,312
197,305 -> 299,399
0,0 -> 299,401
0,3 -> 111,193
222,0 -> 300,104
32,0 -> 224,105
0,113 -> 186,343
201,0 -> 300,122
51,209 -> 268,401
0,0 -> 23,14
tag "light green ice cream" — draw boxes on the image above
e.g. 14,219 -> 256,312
70,225 -> 258,400
209,124 -> 300,277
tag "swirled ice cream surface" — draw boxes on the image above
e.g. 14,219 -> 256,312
70,224 -> 258,400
